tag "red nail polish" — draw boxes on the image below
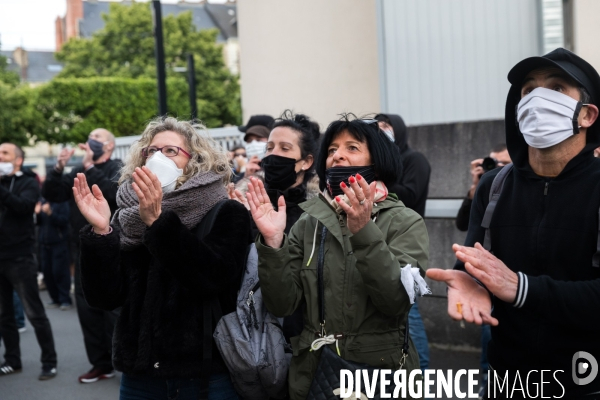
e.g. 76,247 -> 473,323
349,176 -> 356,184
356,174 -> 362,181
341,182 -> 347,188
335,196 -> 341,202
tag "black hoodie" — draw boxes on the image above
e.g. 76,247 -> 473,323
456,49 -> 600,397
0,168 -> 40,260
375,113 -> 431,217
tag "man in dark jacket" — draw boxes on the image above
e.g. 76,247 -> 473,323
42,128 -> 121,383
0,143 -> 58,380
375,113 -> 432,372
36,200 -> 71,309
375,113 -> 431,217
428,48 -> 600,398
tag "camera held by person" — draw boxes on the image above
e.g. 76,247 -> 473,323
478,156 -> 499,177
455,144 -> 511,231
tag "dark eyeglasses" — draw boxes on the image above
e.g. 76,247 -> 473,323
142,146 -> 192,159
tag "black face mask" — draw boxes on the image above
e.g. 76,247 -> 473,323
87,139 -> 105,161
325,165 -> 377,197
261,155 -> 301,191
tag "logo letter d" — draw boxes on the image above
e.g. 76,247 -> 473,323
573,351 -> 598,386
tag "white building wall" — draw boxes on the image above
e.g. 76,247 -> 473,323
237,0 -> 380,128
377,0 -> 542,126
572,0 -> 600,74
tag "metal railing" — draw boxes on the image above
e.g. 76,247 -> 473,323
112,127 -> 465,219
112,126 -> 245,162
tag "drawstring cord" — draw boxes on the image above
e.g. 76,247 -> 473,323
310,334 -> 342,356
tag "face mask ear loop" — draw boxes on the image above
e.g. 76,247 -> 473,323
515,103 -> 520,129
573,101 -> 584,134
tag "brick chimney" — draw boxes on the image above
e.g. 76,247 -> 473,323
55,16 -> 65,51
66,0 -> 83,40
12,47 -> 28,82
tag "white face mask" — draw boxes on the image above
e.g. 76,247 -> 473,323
382,129 -> 395,142
144,151 -> 183,194
0,162 -> 14,176
517,87 -> 587,149
244,140 -> 267,160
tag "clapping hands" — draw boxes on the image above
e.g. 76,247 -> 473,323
73,173 -> 111,234
245,177 -> 286,248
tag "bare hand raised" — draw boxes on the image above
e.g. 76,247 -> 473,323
334,173 -> 376,234
453,242 -> 518,303
72,173 -> 111,234
245,156 -> 261,176
246,177 -> 286,248
227,183 -> 249,210
79,142 -> 95,169
468,158 -> 484,199
56,147 -> 75,171
426,268 -> 498,326
132,166 -> 163,227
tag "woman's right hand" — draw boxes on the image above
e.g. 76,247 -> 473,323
246,177 -> 286,248
72,173 -> 111,234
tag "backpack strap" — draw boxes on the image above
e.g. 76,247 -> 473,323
481,164 -> 513,251
317,226 -> 328,336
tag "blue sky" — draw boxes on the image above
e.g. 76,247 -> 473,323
0,0 -> 227,51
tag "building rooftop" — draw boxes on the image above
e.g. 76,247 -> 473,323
205,3 -> 237,40
79,1 -> 237,42
1,50 -> 63,83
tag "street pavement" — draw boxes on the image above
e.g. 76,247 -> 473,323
1,290 -> 481,400
1,290 -> 120,400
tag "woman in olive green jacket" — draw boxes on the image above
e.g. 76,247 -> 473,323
246,116 -> 429,399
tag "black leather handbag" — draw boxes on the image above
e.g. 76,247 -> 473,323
306,227 -> 410,400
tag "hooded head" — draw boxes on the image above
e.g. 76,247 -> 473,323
375,113 -> 409,153
505,48 -> 600,169
238,114 -> 274,133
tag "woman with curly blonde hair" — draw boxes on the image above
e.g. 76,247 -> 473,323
72,117 -> 250,399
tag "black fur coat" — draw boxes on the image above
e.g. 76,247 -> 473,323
79,201 -> 251,379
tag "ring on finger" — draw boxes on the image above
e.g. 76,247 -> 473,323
359,199 -> 366,205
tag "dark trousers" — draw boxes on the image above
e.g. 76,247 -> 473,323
13,291 -> 25,329
41,241 -> 72,305
0,256 -> 57,369
120,373 -> 240,400
0,292 -> 26,345
74,245 -> 118,370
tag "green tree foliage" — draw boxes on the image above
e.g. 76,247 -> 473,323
35,77 -> 193,143
55,2 -> 241,129
0,45 -> 41,145
0,83 -> 44,146
0,51 -> 20,87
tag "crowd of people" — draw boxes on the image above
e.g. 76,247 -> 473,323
0,47 -> 600,399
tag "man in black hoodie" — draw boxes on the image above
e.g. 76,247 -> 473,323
0,143 -> 58,380
428,48 -> 600,398
375,113 -> 431,217
42,128 -> 121,383
375,113 -> 432,372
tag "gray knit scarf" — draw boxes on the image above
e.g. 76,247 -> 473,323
112,170 -> 227,249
